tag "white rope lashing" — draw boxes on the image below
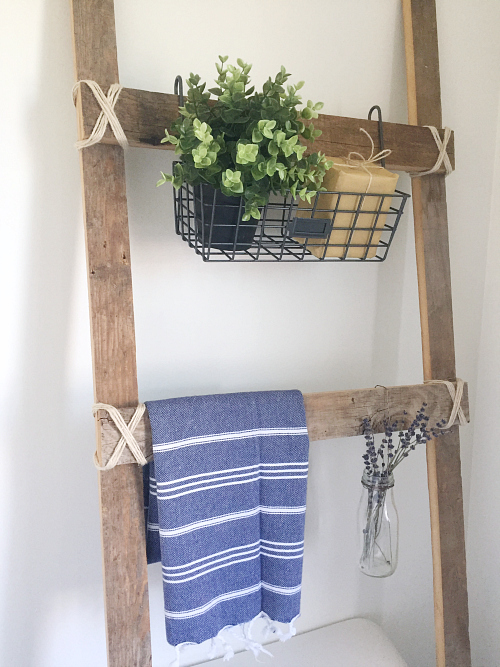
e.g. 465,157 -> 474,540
92,402 -> 148,470
412,125 -> 453,177
72,80 -> 129,150
424,378 -> 468,429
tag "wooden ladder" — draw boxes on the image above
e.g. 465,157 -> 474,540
69,0 -> 471,665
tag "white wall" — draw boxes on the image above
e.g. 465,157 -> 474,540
0,1 -> 499,666
466,87 -> 500,667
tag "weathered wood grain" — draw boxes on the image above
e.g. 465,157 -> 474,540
70,1 -> 152,665
403,1 -> 471,665
78,85 -> 454,174
97,383 -> 469,467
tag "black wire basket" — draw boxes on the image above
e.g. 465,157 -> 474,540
173,177 -> 410,262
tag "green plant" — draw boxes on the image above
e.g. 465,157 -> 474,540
157,57 -> 333,221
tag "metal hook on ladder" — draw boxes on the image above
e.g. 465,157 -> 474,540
368,105 -> 386,168
174,75 -> 184,107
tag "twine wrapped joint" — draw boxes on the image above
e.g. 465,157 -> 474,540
72,80 -> 129,150
92,402 -> 148,470
412,126 -> 453,177
424,378 -> 467,429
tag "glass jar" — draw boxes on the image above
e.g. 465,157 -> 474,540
358,471 -> 399,577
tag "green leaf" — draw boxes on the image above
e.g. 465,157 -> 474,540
268,141 -> 279,156
252,128 -> 263,143
274,130 -> 286,146
275,162 -> 287,180
294,144 -> 307,160
259,119 -> 276,139
236,142 -> 259,164
251,162 -> 267,181
161,130 -> 178,145
266,157 -> 277,176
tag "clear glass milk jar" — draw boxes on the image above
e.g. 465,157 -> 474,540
358,471 -> 399,577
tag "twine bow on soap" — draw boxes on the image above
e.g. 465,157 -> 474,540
335,128 -> 392,193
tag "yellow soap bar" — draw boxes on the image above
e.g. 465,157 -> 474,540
296,157 -> 399,258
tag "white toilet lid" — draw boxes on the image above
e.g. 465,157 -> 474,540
205,618 -> 408,667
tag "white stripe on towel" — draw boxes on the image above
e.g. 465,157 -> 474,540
260,544 -> 304,553
260,539 -> 304,547
260,506 -> 307,515
164,583 -> 262,619
164,582 -> 301,619
163,552 -> 261,584
154,427 -> 308,453
157,473 -> 308,500
160,506 -> 306,538
260,462 -> 308,467
163,541 -> 261,571
157,463 -> 260,486
261,552 -> 303,560
163,545 -> 260,577
157,462 -> 308,489
162,541 -> 304,584
160,507 -> 261,537
262,582 -> 302,595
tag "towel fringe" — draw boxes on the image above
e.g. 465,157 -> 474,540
169,641 -> 195,667
242,617 -> 273,659
208,625 -> 237,661
262,612 -> 299,643
279,614 -> 299,642
170,613 -> 298,665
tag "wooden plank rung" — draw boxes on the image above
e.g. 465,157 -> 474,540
76,86 -> 455,174
97,382 -> 469,468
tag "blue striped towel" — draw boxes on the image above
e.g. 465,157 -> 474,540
143,390 -> 309,663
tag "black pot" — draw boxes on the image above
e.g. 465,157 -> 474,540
193,184 -> 258,252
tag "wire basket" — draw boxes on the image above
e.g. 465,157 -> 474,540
173,179 -> 410,262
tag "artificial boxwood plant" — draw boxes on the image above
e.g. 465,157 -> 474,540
158,57 -> 333,221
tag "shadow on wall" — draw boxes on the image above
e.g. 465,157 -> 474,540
0,2 -> 106,666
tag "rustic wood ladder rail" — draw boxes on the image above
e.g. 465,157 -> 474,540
69,0 -> 471,665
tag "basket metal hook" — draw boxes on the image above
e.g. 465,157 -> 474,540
174,75 -> 184,107
368,105 -> 386,168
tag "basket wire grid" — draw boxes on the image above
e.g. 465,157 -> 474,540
173,180 -> 410,262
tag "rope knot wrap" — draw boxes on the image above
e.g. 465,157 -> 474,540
412,126 -> 453,177
424,379 -> 468,429
333,127 -> 392,193
92,403 -> 148,470
72,80 -> 129,150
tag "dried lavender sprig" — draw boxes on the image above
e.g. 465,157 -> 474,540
361,405 -> 447,478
